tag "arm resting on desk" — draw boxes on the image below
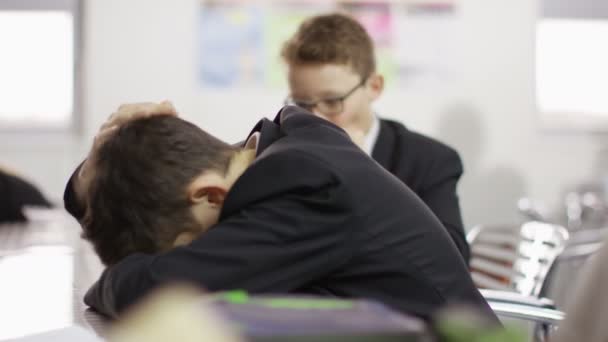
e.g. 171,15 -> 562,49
84,158 -> 353,317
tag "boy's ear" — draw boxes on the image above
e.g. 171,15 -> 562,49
366,73 -> 384,101
189,186 -> 227,207
187,173 -> 228,207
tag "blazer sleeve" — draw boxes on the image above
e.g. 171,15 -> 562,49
84,154 -> 354,317
418,149 -> 470,263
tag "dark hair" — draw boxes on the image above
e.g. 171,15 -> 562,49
281,13 -> 376,79
83,115 -> 236,266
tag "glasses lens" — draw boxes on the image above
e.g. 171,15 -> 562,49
317,99 -> 343,116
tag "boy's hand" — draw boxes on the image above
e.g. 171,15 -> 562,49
74,101 -> 178,204
102,101 -> 177,131
96,101 -> 177,154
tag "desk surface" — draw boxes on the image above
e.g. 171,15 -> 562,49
0,213 -> 429,342
0,215 -> 106,340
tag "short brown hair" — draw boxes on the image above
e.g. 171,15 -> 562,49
83,115 -> 237,266
281,13 -> 376,78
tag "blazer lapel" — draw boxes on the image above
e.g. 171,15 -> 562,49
371,119 -> 397,171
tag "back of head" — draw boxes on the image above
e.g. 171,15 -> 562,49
281,13 -> 376,79
83,115 -> 236,266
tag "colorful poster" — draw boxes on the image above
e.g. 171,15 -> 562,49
339,1 -> 398,84
197,1 -> 459,88
198,2 -> 265,87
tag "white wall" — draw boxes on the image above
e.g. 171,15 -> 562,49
1,0 -> 604,228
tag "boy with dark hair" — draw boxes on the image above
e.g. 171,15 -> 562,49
65,102 -> 494,322
282,13 -> 470,261
83,115 -> 238,265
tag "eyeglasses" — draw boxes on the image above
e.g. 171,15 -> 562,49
284,77 -> 367,117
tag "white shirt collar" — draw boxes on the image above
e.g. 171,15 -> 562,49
363,114 -> 381,156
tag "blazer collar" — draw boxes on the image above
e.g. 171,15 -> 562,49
244,107 -> 289,157
371,119 -> 397,170
244,105 -> 341,157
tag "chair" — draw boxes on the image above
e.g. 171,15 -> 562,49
540,227 -> 607,308
468,222 -> 569,341
488,299 -> 564,342
467,221 -> 569,297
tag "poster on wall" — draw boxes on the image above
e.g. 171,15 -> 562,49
198,2 -> 265,87
198,0 -> 459,89
393,1 -> 459,89
198,0 -> 330,88
338,2 -> 399,83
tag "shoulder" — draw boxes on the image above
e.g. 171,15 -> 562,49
381,118 -> 461,167
223,145 -> 353,218
257,146 -> 338,174
278,106 -> 349,139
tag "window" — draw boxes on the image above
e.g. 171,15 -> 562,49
0,0 -> 81,131
536,0 -> 608,131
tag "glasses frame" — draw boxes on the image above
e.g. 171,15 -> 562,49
284,76 -> 368,116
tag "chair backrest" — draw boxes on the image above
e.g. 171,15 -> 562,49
467,221 -> 569,297
541,227 -> 607,307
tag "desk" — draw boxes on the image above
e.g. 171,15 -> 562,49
0,215 -> 105,340
0,214 -> 430,341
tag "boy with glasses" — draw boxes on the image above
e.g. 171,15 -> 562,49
282,13 -> 469,262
